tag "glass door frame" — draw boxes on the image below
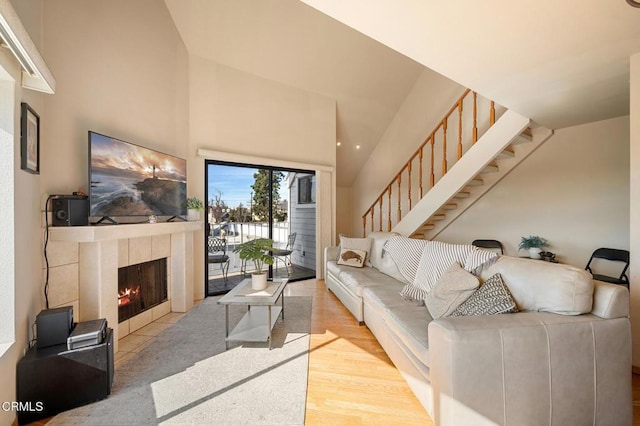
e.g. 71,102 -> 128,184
204,159 -> 315,296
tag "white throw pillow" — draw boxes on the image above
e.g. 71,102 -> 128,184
367,232 -> 407,283
425,262 -> 480,319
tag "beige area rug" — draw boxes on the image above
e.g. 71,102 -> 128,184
50,296 -> 312,425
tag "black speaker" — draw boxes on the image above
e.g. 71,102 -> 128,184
51,195 -> 89,226
36,306 -> 74,349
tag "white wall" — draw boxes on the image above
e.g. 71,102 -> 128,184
439,116 -> 629,268
41,0 -> 189,196
189,56 -> 336,165
630,52 -> 640,368
188,56 -> 336,289
336,186 -> 352,238
349,68 -> 464,236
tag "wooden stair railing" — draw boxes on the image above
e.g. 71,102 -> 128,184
362,89 -> 499,236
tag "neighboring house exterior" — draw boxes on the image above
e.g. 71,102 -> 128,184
288,173 -> 316,272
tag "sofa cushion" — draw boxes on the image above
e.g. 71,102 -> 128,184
450,273 -> 518,317
327,261 -> 401,297
480,256 -> 594,315
362,285 -> 431,367
368,232 -> 407,283
425,262 -> 480,319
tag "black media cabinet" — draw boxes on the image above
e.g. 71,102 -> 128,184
16,328 -> 114,425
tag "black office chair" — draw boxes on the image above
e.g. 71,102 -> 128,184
472,239 -> 504,255
585,248 -> 630,288
208,237 -> 230,282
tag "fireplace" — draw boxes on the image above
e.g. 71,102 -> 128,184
118,258 -> 168,323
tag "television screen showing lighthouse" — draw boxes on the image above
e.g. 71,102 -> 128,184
89,131 -> 187,217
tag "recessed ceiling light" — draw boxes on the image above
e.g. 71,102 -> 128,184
336,141 -> 341,147
356,145 -> 361,149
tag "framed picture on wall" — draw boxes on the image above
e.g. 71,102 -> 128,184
21,102 -> 40,174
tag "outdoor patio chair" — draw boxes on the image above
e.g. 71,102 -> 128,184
273,232 -> 296,277
208,237 -> 230,282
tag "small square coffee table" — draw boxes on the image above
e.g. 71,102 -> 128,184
217,278 -> 289,350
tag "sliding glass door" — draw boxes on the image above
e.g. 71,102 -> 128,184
205,161 -> 316,296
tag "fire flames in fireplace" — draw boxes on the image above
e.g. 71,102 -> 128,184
118,286 -> 141,307
118,258 -> 168,323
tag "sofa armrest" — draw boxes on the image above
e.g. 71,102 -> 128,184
324,246 -> 339,279
429,312 -> 631,426
591,279 -> 629,319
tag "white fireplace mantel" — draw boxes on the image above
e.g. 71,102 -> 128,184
49,221 -> 202,352
48,221 -> 201,242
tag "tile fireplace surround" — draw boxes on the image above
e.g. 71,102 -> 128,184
48,221 -> 201,352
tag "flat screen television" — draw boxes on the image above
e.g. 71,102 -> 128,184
89,131 -> 187,223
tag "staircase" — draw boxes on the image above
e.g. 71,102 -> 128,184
362,91 -> 553,239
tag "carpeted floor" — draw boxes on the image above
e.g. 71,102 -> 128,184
50,296 -> 313,425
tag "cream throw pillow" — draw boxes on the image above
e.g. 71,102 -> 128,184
425,262 -> 480,319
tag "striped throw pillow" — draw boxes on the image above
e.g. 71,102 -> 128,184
450,273 -> 518,316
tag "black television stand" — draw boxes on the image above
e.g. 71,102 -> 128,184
94,216 -> 118,225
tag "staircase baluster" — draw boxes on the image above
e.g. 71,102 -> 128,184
490,101 -> 496,126
457,100 -> 463,159
370,209 -> 374,232
408,161 -> 412,210
397,173 -> 402,222
419,148 -> 424,199
430,134 -> 435,187
379,197 -> 382,232
473,91 -> 478,143
387,185 -> 392,231
442,119 -> 448,175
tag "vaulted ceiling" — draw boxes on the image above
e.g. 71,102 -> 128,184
165,0 -> 427,186
166,0 -> 640,186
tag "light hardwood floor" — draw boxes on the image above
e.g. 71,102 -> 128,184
287,279 -> 433,425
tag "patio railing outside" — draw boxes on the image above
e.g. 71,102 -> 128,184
208,221 -> 290,278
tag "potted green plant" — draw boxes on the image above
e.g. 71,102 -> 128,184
518,236 -> 549,259
186,197 -> 204,221
233,238 -> 274,290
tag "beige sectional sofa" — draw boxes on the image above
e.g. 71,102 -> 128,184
325,232 -> 632,425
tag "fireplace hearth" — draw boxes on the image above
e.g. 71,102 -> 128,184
118,258 -> 168,322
